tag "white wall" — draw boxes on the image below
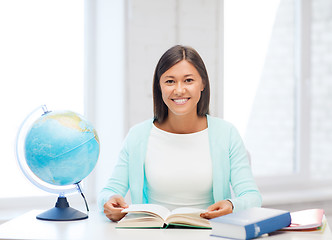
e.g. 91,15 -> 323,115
85,0 -> 126,201
125,0 -> 224,130
91,0 -> 224,203
311,0 -> 332,180
92,0 -> 332,202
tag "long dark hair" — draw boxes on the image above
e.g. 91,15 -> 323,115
153,45 -> 210,123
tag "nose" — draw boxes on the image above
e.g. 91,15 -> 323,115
174,82 -> 186,95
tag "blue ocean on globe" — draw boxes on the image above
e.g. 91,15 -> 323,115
24,111 -> 99,186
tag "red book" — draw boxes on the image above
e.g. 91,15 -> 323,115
282,209 -> 324,231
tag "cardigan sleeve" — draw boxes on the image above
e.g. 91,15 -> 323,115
228,125 -> 262,212
97,134 -> 130,211
97,119 -> 152,211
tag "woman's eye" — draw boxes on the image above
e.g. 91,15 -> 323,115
185,78 -> 193,82
165,80 -> 174,84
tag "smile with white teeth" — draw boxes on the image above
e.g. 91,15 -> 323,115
172,98 -> 189,104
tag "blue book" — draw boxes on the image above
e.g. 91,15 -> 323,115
209,207 -> 291,239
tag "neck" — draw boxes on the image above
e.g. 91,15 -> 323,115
157,113 -> 207,134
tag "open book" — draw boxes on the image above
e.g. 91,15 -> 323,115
117,204 -> 211,229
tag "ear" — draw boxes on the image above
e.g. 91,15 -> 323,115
201,81 -> 205,92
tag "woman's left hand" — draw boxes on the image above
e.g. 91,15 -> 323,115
200,200 -> 233,219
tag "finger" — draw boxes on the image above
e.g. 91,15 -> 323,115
103,195 -> 129,222
115,197 -> 128,208
104,207 -> 127,221
200,203 -> 220,217
207,203 -> 220,212
104,202 -> 124,216
104,205 -> 118,216
107,211 -> 127,222
105,201 -> 118,210
201,208 -> 229,219
110,206 -> 125,213
109,195 -> 128,208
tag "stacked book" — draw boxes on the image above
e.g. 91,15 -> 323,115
209,208 -> 325,239
209,207 -> 291,239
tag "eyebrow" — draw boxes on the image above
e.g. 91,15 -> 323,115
184,74 -> 194,77
163,74 -> 194,78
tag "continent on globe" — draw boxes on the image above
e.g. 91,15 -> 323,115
24,111 -> 100,186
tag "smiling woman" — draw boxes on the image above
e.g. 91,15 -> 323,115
153,46 -> 210,128
157,60 -> 205,133
98,45 -> 262,222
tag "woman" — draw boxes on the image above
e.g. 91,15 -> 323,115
98,45 -> 262,222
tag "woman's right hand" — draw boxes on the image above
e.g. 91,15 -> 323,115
103,195 -> 129,222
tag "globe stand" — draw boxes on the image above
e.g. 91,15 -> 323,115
37,196 -> 88,221
15,105 -> 99,222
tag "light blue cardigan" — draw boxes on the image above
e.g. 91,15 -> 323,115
98,115 -> 262,212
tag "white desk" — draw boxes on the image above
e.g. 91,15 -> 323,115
0,210 -> 331,240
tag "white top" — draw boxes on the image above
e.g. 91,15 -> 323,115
145,124 -> 214,210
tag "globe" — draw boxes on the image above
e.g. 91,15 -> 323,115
25,110 -> 99,186
16,105 -> 100,221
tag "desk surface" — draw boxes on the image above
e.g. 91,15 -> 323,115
0,210 -> 331,240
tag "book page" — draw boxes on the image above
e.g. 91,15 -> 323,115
170,207 -> 206,217
117,213 -> 165,228
166,207 -> 211,228
122,204 -> 170,221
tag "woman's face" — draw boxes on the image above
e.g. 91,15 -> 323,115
159,60 -> 204,118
